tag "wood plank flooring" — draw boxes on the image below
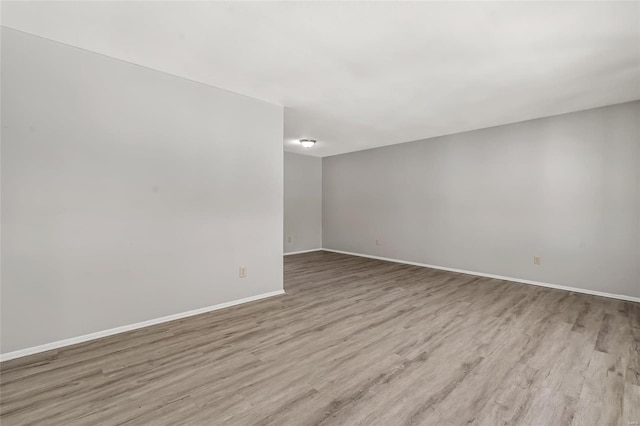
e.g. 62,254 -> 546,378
1,251 -> 639,425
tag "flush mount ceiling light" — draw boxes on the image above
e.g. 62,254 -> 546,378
299,139 -> 316,148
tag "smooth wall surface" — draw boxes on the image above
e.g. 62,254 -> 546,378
284,152 -> 322,253
1,28 -> 284,354
323,102 -> 640,298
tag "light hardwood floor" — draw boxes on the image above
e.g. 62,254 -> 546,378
1,251 -> 639,425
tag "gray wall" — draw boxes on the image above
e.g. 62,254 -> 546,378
1,28 -> 284,354
284,152 -> 322,253
323,101 -> 640,298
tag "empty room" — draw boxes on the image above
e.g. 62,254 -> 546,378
1,1 -> 639,425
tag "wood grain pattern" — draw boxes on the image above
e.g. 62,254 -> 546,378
1,251 -> 639,425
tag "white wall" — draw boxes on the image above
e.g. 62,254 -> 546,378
0,28 -> 284,355
323,102 -> 640,299
284,152 -> 322,253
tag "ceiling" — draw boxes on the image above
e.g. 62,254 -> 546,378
2,1 -> 639,157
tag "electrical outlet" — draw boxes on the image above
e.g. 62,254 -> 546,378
375,238 -> 380,246
239,267 -> 247,278
287,235 -> 293,244
533,256 -> 541,265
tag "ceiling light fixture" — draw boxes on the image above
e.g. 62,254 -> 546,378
299,139 -> 316,148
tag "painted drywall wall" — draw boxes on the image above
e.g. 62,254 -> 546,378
0,28 -> 284,355
323,101 -> 640,299
284,152 -> 322,253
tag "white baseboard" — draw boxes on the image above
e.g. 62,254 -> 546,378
0,290 -> 285,362
321,248 -> 640,303
4,250 -> 637,362
283,248 -> 323,256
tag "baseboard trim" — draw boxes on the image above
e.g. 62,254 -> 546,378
321,248 -> 640,303
283,248 -> 323,256
0,289 -> 285,362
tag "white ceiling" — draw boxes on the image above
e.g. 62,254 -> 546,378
2,1 -> 639,157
